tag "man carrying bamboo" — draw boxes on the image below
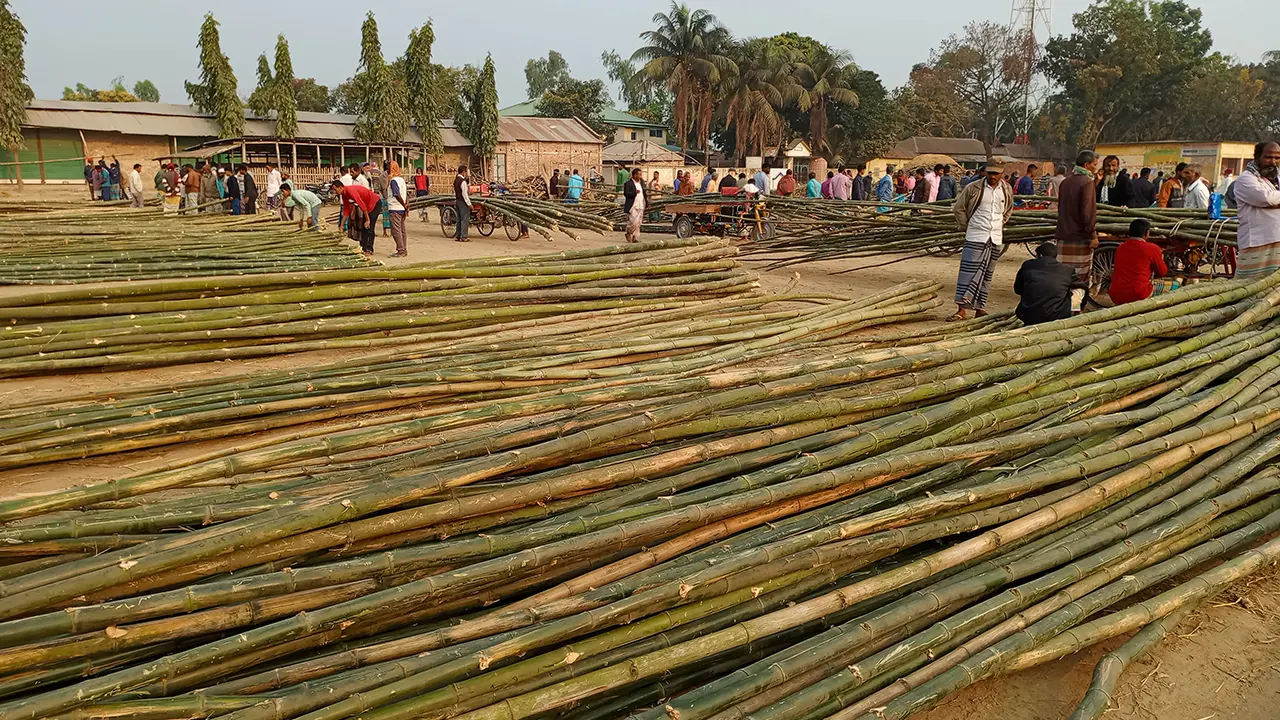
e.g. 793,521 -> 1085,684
949,159 -> 1014,322
1057,150 -> 1101,312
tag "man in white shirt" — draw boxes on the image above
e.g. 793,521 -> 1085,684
950,159 -> 1014,321
1181,163 -> 1210,209
386,163 -> 409,257
1233,142 -> 1280,279
265,162 -> 283,215
127,163 -> 145,208
1215,167 -> 1234,195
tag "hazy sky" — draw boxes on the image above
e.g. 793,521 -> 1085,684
15,0 -> 1276,109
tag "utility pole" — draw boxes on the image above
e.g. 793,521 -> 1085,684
1009,0 -> 1052,144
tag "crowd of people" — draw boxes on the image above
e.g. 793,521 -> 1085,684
143,160 -> 273,216
950,142 -> 1280,327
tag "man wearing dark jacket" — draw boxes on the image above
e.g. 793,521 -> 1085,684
1056,149 -> 1100,312
1015,242 -> 1088,325
623,168 -> 646,243
1129,167 -> 1158,208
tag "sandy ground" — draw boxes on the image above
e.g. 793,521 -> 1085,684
1,206 -> 1278,718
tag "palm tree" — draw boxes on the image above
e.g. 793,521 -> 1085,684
793,44 -> 860,155
721,38 -> 795,160
631,2 -> 735,155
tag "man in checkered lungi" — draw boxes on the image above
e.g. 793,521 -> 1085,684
1056,150 -> 1102,313
949,159 -> 1014,321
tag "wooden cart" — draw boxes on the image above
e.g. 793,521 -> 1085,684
1090,232 -> 1236,306
667,200 -> 776,242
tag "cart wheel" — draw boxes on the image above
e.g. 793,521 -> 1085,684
749,220 -> 776,243
504,216 -> 522,241
1090,246 -> 1117,307
440,205 -> 457,238
673,215 -> 693,239
477,220 -> 495,237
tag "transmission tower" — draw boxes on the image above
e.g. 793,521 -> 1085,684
1010,0 -> 1052,144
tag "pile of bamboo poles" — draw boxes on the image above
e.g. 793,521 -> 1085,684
2,269 -> 1280,720
0,238 -> 764,376
742,196 -> 1238,269
0,207 -> 369,284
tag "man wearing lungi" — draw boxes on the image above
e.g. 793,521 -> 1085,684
1056,150 -> 1101,313
949,159 -> 1014,321
1234,142 -> 1280,280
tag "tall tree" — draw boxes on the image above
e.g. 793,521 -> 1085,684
272,35 -> 298,138
536,78 -> 612,136
895,63 -> 972,138
185,13 -> 243,138
247,54 -> 275,118
1042,0 -> 1212,147
829,69 -> 900,162
133,80 -> 160,102
352,12 -> 408,144
524,50 -> 571,100
929,21 -> 1031,151
792,43 -> 860,155
469,55 -> 500,174
601,49 -> 673,130
452,64 -> 481,143
403,22 -> 445,157
292,79 -> 330,113
632,2 -> 736,154
720,37 -> 791,158
0,0 -> 31,157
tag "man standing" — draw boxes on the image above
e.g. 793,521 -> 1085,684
1047,165 -> 1067,197
753,163 -> 771,198
877,166 -> 895,203
226,168 -> 242,215
90,159 -> 104,200
678,170 -> 695,196
452,164 -> 471,242
1109,219 -> 1169,305
199,163 -> 219,213
1157,162 -> 1188,208
937,165 -> 957,201
806,172 -> 821,198
1056,150 -> 1101,312
719,170 -> 738,193
182,163 -> 202,210
1129,167 -> 1158,208
1181,163 -> 1210,209
265,162 -> 282,214
240,165 -> 259,215
1014,242 -> 1087,325
1016,165 -> 1037,195
413,166 -> 430,198
128,163 -> 145,208
548,168 -> 561,200
860,165 -> 873,200
850,166 -> 867,201
84,159 -> 96,199
671,171 -> 681,194
386,162 -> 409,257
911,168 -> 929,204
279,183 -> 324,230
566,169 -> 585,203
108,159 -> 122,201
623,168 -> 646,243
820,171 -> 834,199
1232,142 -> 1280,279
925,164 -> 941,202
701,169 -> 717,193
1096,155 -> 1131,208
949,160 -> 1014,321
831,166 -> 851,200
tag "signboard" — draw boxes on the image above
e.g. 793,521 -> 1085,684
745,156 -> 762,170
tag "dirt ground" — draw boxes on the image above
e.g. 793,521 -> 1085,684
1,204 -> 1278,718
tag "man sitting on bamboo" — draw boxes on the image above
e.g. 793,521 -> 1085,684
949,159 -> 1014,322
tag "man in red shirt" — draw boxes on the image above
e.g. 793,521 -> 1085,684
1109,219 -> 1169,305
334,182 -> 383,255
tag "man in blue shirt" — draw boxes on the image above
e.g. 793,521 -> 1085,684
700,169 -> 717,193
566,169 -> 584,203
876,166 -> 895,203
752,163 -> 771,197
1016,165 -> 1038,195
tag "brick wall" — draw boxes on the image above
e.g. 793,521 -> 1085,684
82,131 -> 173,181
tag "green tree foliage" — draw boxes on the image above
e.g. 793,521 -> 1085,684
470,55 -> 500,169
1257,51 -> 1280,137
403,22 -> 445,157
133,80 -> 160,102
525,50 -> 572,100
792,43 -> 859,154
895,63 -> 971,138
185,13 -> 243,138
293,79 -> 331,113
632,2 -> 736,153
63,78 -> 140,103
720,37 -> 792,158
535,78 -> 612,136
928,21 -> 1031,150
351,12 -> 408,144
450,65 -> 481,140
1042,0 -> 1212,147
0,0 -> 31,154
273,35 -> 298,138
247,54 -> 275,118
829,68 -> 900,162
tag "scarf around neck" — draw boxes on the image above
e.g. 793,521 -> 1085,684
1072,166 -> 1092,177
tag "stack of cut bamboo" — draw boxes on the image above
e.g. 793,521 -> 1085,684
0,238 -> 763,376
0,208 -> 369,284
406,194 -> 614,240
1,267 -> 1279,720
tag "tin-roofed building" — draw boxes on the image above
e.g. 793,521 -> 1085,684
3,100 -> 603,189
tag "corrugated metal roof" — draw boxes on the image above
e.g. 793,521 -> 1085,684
884,136 -> 989,160
603,140 -> 684,164
24,99 -> 596,148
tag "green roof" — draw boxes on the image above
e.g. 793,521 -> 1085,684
499,101 -> 665,129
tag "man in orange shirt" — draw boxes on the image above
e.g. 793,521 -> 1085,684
1109,219 -> 1169,305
